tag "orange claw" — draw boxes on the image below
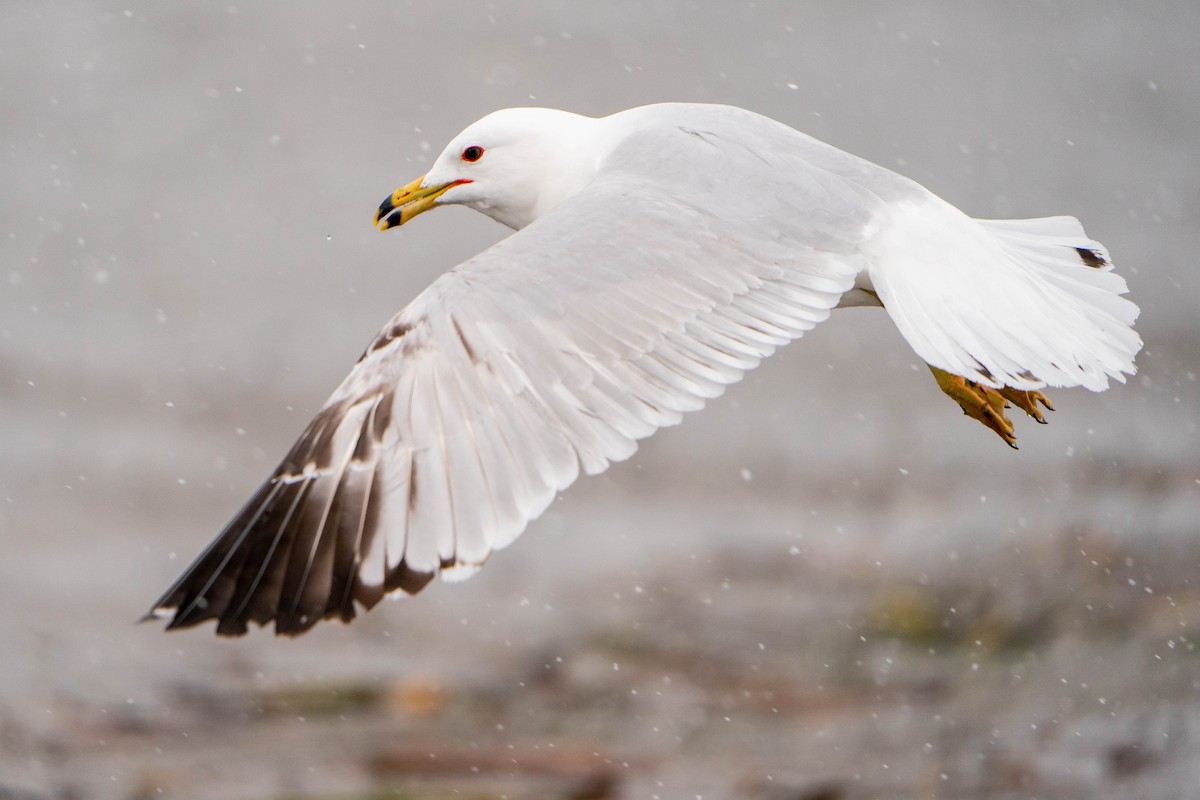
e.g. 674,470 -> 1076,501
999,387 -> 1055,424
928,365 -> 1020,448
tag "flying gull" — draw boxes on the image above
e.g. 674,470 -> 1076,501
146,103 -> 1141,636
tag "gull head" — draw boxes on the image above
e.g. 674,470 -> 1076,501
375,108 -> 604,232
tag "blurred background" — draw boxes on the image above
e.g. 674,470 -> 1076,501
2,2 -> 1198,798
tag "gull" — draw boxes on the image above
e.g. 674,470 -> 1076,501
147,103 -> 1141,636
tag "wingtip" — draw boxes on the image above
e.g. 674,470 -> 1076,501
138,605 -> 174,626
136,610 -> 161,626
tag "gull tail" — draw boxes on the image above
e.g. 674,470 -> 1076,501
868,202 -> 1142,392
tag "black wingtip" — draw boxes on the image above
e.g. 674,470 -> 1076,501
136,608 -> 163,626
146,384 -> 443,638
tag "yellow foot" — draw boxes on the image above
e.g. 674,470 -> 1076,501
998,386 -> 1054,424
928,366 -> 1053,449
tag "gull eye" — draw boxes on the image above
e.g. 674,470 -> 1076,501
461,145 -> 484,163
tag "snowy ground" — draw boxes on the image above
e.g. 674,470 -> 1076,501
2,4 -> 1199,799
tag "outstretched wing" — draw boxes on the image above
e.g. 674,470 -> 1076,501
147,121 -> 875,636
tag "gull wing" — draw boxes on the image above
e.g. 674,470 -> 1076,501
147,122 -> 876,635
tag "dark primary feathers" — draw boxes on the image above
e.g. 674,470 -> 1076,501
151,389 -> 404,636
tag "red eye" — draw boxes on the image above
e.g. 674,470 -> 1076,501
461,145 -> 484,163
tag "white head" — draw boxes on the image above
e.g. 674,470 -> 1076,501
374,108 -> 604,232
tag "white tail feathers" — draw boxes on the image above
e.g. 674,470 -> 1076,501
868,201 -> 1142,392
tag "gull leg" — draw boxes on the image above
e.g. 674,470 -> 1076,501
928,365 -> 1019,448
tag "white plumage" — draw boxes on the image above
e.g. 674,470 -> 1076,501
148,103 -> 1140,636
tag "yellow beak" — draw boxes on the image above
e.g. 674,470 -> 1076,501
374,176 -> 463,231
